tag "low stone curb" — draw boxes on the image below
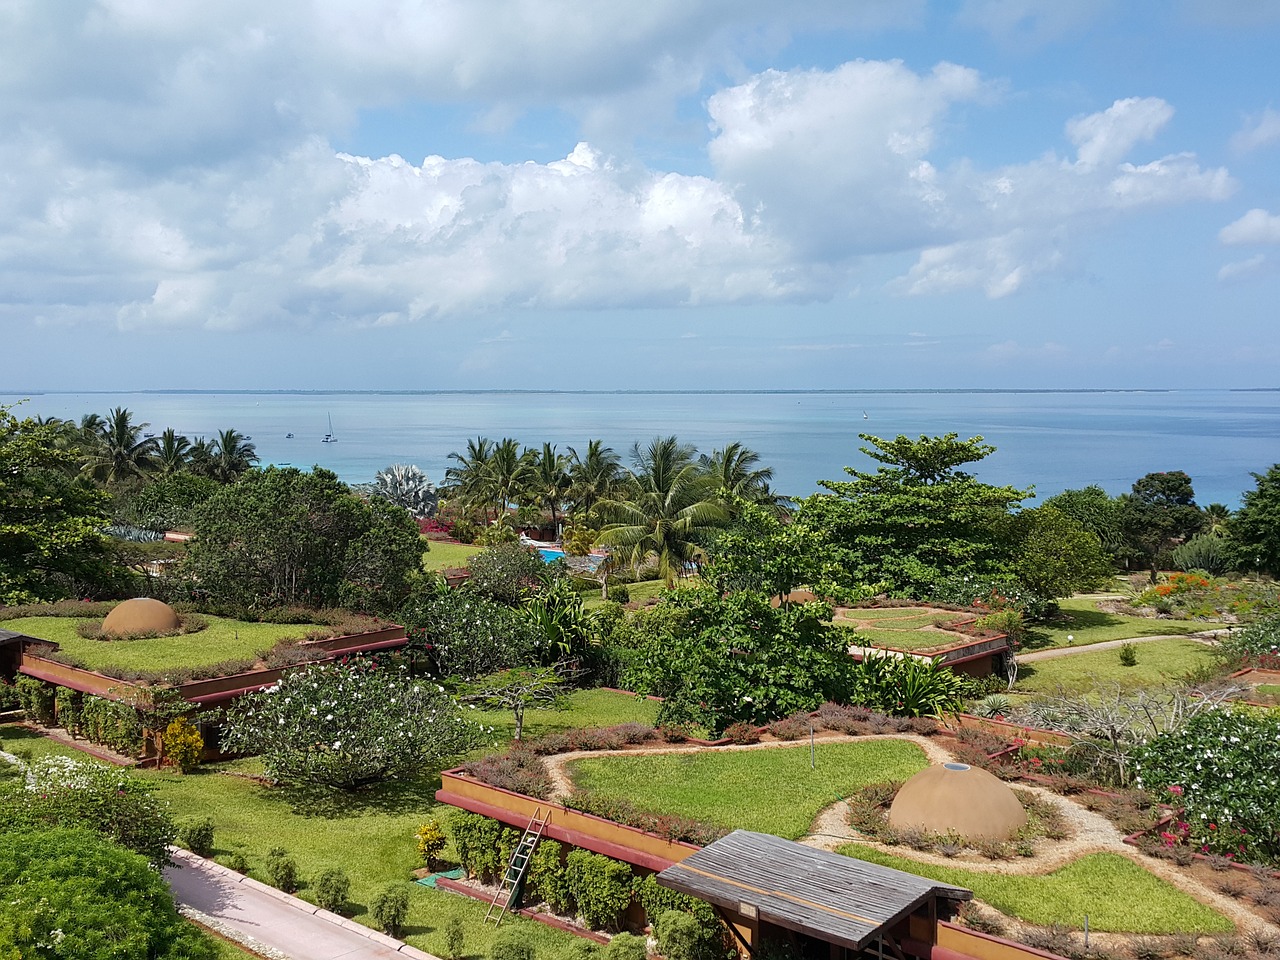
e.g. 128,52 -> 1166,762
168,847 -> 444,959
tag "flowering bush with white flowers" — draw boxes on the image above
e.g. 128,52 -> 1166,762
222,659 -> 483,788
1133,708 -> 1280,865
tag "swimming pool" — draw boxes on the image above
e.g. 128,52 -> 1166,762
537,547 -> 604,572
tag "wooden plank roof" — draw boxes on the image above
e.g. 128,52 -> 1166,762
656,831 -> 971,951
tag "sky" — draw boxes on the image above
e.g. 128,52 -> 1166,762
3,1 -> 1279,392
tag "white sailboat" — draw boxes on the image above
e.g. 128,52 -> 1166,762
321,413 -> 336,443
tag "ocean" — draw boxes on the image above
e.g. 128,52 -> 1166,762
4,389 -> 1278,507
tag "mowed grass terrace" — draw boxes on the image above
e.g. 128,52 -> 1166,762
1015,638 -> 1217,696
565,739 -> 929,839
4,615 -> 326,672
832,606 -> 976,652
1023,597 -> 1211,650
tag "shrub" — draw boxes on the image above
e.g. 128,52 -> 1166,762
723,721 -> 761,744
80,695 -> 144,755
975,609 -> 1027,645
561,793 -> 728,847
371,884 -> 410,938
314,867 -> 351,914
451,812 -> 519,884
845,651 -> 967,717
604,933 -> 647,960
654,909 -> 724,960
163,716 -> 204,772
565,849 -> 633,931
463,749 -> 555,799
14,676 -> 55,725
529,839 -> 574,914
1119,642 -> 1138,667
490,927 -> 535,960
53,686 -> 82,736
177,818 -> 215,858
222,852 -> 250,873
768,717 -> 807,741
265,847 -> 299,893
975,694 -> 1011,718
415,820 -> 447,870
444,915 -> 466,960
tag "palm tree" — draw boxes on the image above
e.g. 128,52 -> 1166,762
488,438 -> 536,524
531,442 -> 570,536
700,442 -> 785,515
156,428 -> 191,477
567,439 -> 623,521
597,436 -> 728,586
81,407 -> 158,484
372,464 -> 438,519
187,437 -> 215,478
1202,503 -> 1232,536
445,436 -> 496,522
206,429 -> 258,483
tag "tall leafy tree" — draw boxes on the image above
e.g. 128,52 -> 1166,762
1120,471 -> 1203,581
796,433 -> 1029,596
1043,485 -> 1127,559
203,428 -> 258,483
1231,464 -> 1280,577
1006,505 -> 1112,598
80,406 -> 158,484
0,405 -> 113,603
185,467 -> 420,610
597,436 -> 727,585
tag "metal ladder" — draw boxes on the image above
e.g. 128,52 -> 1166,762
484,808 -> 549,926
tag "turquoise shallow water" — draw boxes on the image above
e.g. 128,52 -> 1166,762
4,389 -> 1278,507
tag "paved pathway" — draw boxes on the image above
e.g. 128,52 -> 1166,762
165,848 -> 441,960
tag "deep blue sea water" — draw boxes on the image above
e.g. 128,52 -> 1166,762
4,389 -> 1278,507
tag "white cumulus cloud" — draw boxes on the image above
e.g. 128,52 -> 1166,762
1230,107 -> 1280,152
1219,208 -> 1280,245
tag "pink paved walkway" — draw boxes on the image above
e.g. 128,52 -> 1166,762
165,848 -> 440,960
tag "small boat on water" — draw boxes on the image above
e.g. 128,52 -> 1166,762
285,432 -> 294,439
243,435 -> 253,441
321,413 -> 336,443
143,432 -> 156,438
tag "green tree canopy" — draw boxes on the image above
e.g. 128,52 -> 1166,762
797,433 -> 1030,596
1042,485 -> 1127,559
1006,505 -> 1113,598
0,404 -> 113,603
1232,464 -> 1280,577
620,586 -> 845,734
0,827 -> 216,960
185,466 -> 421,610
1120,471 -> 1203,580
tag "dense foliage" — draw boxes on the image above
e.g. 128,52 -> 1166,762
619,586 -> 847,734
1232,464 -> 1280,577
0,827 -> 216,960
1120,471 -> 1203,580
400,581 -> 541,679
0,405 -> 114,603
185,466 -> 422,611
0,755 -> 176,867
222,660 -> 482,787
1133,709 -> 1280,865
797,434 -> 1030,598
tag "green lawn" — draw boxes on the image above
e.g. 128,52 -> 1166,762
582,578 -> 669,611
421,540 -> 483,572
837,627 -> 968,652
1015,639 -> 1216,696
1023,598 -> 1210,651
4,616 -> 322,672
566,740 -> 928,840
837,847 -> 1232,934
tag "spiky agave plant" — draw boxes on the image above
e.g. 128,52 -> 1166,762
372,464 -> 439,519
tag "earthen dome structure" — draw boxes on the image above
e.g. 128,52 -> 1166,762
888,762 -> 1027,841
100,598 -> 181,637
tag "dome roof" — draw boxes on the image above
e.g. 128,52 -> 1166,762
100,598 -> 181,637
888,762 -> 1028,842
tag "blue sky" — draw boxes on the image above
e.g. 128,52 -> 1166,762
2,1 -> 1279,391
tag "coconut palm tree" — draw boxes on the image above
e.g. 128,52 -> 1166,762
531,442 -> 570,536
699,442 -> 786,516
597,436 -> 728,586
81,407 -> 158,484
566,439 -> 623,521
155,428 -> 191,477
1202,503 -> 1232,536
488,438 -> 536,524
372,464 -> 438,519
205,429 -> 258,483
445,436 -> 496,522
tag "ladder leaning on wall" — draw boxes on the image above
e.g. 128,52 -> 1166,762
484,807 -> 550,927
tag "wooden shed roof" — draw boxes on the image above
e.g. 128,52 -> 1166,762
656,831 -> 971,951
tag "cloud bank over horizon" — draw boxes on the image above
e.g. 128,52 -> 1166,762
1,1 -> 1277,388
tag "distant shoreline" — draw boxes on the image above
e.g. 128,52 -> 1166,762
8,387 -> 1278,397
